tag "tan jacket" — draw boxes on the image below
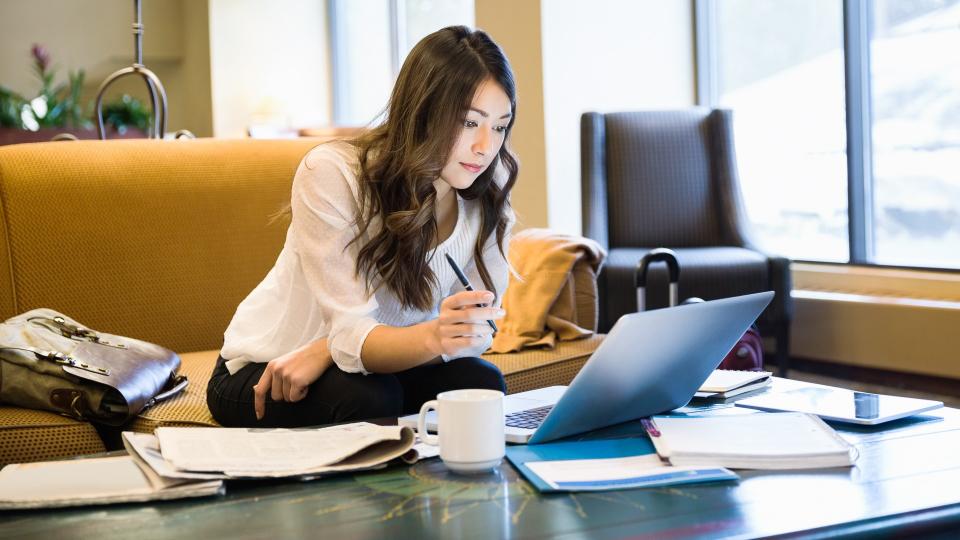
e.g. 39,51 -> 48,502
490,229 -> 605,353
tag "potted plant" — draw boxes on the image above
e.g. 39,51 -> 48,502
0,45 -> 149,145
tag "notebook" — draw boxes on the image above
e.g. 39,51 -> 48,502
0,456 -> 223,510
645,412 -> 858,470
694,370 -> 772,399
504,437 -> 737,492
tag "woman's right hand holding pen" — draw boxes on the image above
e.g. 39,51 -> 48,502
429,290 -> 504,359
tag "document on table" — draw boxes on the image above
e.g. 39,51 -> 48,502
154,422 -> 415,477
524,453 -> 737,491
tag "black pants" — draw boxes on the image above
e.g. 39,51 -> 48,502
206,356 -> 506,428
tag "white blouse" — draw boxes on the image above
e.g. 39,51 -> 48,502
220,142 -> 514,375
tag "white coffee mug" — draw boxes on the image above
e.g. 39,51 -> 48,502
417,389 -> 505,474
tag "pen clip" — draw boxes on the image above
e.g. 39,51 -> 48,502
641,418 -> 660,438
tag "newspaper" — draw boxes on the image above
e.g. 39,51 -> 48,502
129,422 -> 416,479
122,432 -> 226,481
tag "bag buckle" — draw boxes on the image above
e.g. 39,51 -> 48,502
37,350 -> 111,376
35,316 -> 128,349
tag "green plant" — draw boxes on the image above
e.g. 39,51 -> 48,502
0,44 -> 152,134
102,94 -> 152,134
0,87 -> 26,128
0,44 -> 90,130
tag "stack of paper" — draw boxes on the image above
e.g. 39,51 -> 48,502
694,370 -> 772,400
647,412 -> 858,470
0,422 -> 417,509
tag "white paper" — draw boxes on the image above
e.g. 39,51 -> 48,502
411,440 -> 441,460
122,431 -> 226,481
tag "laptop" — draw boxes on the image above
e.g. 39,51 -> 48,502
401,290 -> 774,444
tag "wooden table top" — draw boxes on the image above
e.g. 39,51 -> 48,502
2,407 -> 960,539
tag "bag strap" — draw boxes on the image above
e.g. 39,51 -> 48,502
0,346 -> 112,376
142,374 -> 189,410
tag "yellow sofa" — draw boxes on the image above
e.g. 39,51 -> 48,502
0,138 -> 602,465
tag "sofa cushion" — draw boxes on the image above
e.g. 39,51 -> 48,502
0,406 -> 105,466
486,335 -> 604,394
127,350 -> 221,433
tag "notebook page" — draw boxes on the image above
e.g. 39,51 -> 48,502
653,413 -> 850,458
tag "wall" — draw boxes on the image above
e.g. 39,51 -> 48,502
475,0 -> 696,233
475,0 -> 549,230
541,0 -> 696,235
0,0 -> 213,137
792,264 -> 960,379
208,0 -> 330,138
179,0 -> 213,138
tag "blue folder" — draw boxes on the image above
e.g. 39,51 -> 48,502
505,438 -> 737,492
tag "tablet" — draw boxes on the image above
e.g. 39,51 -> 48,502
734,386 -> 943,425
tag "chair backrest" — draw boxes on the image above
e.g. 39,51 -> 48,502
581,108 -> 750,250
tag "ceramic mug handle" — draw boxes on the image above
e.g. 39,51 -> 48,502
417,399 -> 440,446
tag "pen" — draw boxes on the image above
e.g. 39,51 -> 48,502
444,253 -> 498,333
641,418 -> 661,438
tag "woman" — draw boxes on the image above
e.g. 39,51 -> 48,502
206,26 -> 518,427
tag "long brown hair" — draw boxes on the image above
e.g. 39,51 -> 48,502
349,26 -> 519,311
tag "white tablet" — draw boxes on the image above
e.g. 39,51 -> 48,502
734,386 -> 943,425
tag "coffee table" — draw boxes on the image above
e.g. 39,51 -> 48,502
3,408 -> 960,538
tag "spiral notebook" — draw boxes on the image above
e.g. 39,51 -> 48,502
646,412 -> 858,470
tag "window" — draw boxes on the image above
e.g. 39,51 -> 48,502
697,0 -> 960,270
869,0 -> 960,268
329,0 -> 474,127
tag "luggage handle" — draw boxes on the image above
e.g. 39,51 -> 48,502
635,248 -> 680,311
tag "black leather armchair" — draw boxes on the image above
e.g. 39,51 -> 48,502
581,108 -> 793,376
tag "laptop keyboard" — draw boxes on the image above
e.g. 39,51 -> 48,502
505,405 -> 554,429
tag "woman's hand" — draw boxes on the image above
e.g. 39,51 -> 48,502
428,290 -> 505,359
253,339 -> 332,420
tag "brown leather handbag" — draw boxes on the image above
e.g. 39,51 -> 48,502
0,309 -> 188,425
